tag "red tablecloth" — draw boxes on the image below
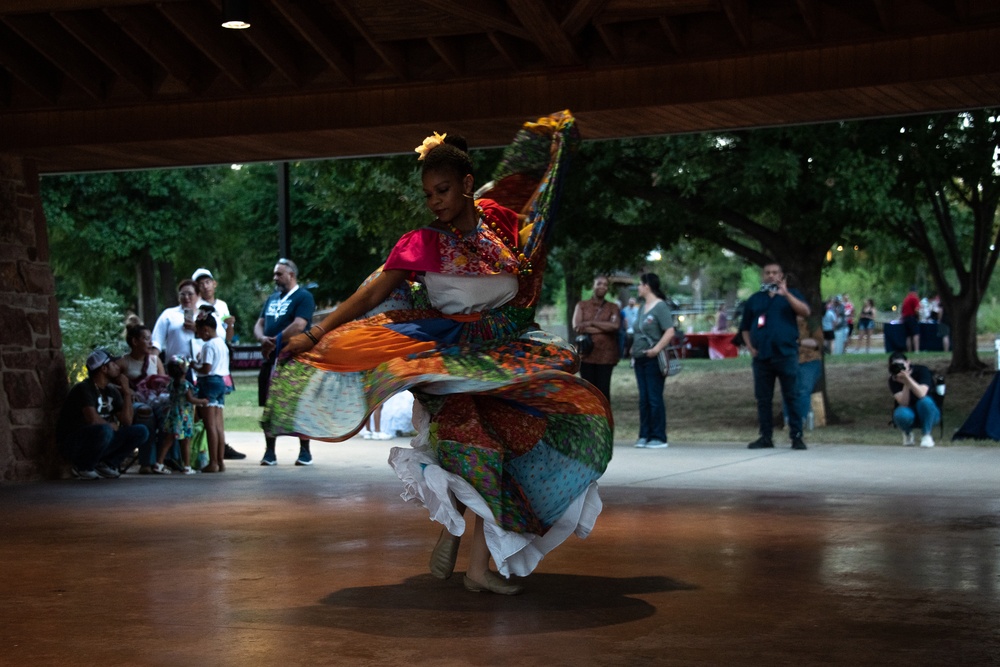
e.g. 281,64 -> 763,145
683,332 -> 739,359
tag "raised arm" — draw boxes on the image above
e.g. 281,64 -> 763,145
283,269 -> 409,356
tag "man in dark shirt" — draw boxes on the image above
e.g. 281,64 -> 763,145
253,258 -> 316,466
739,261 -> 811,450
887,351 -> 940,447
56,348 -> 149,479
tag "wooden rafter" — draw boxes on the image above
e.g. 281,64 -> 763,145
794,0 -> 821,41
594,21 -> 623,61
414,0 -> 529,40
0,22 -> 59,103
872,0 -> 894,31
330,0 -> 406,80
562,0 -> 609,37
269,0 -> 353,84
428,36 -> 463,76
3,13 -> 108,100
51,10 -> 160,96
720,0 -> 751,48
103,5 -> 213,93
659,16 -> 683,55
158,2 -> 253,91
504,0 -> 580,67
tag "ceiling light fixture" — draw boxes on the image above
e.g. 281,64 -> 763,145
221,0 -> 250,29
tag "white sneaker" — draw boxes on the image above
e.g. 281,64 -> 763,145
94,462 -> 121,479
645,440 -> 669,449
902,432 -> 915,446
152,463 -> 172,475
371,431 -> 393,440
71,466 -> 100,480
361,429 -> 373,440
920,434 -> 935,448
634,438 -> 648,448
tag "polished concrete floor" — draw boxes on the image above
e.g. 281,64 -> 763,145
2,436 -> 1000,666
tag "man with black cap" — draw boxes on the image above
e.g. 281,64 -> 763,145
56,348 -> 149,479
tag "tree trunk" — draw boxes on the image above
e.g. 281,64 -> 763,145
945,291 -> 987,373
564,274 -> 582,340
158,261 -> 176,314
136,249 -> 158,326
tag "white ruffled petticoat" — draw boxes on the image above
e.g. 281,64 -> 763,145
387,401 -> 604,578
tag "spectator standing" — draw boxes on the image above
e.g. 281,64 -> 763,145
253,258 -> 315,466
631,273 -> 675,449
901,286 -> 921,352
888,352 -> 939,447
192,267 -> 244,460
785,315 -> 824,430
153,357 -> 208,475
842,293 -> 855,351
192,268 -> 234,344
620,296 -> 639,357
192,315 -> 230,472
56,349 -> 149,479
931,294 -> 951,353
150,280 -> 200,361
712,303 -> 729,333
832,296 -> 849,355
739,262 -> 811,450
858,298 -> 877,353
571,275 -> 621,402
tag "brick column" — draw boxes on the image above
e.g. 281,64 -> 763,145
0,154 -> 67,481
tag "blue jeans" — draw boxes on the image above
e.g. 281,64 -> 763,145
634,356 -> 667,442
59,423 -> 149,471
893,396 -> 940,435
753,354 -> 801,439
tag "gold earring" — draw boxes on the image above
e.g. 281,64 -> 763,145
463,192 -> 474,200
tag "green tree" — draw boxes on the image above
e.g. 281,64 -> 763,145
43,167 -> 223,324
863,110 -> 1000,372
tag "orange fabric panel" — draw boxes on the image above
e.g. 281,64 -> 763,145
299,326 -> 436,373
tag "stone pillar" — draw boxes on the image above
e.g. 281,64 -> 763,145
0,154 -> 67,481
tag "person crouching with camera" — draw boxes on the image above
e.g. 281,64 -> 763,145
888,352 -> 940,447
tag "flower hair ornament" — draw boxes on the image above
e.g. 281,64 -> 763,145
414,131 -> 447,160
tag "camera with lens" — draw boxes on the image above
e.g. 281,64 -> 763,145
760,282 -> 780,294
889,360 -> 907,375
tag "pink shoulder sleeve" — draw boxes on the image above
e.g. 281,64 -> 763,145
384,228 -> 441,274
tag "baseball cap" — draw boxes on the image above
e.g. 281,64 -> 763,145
192,268 -> 214,281
85,348 -> 118,372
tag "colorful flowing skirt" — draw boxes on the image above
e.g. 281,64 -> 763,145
262,110 -> 614,576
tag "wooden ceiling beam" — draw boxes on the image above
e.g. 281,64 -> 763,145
504,0 -> 580,66
330,0 -> 406,80
488,30 -> 522,70
103,5 -> 212,93
428,36 -> 464,76
872,0 -> 894,31
720,0 -> 751,48
561,0 -> 608,37
594,21 -> 623,61
659,16 -> 683,55
269,0 -> 353,84
157,2 -> 253,91
794,0 -> 821,41
0,24 -> 60,103
3,13 -> 108,100
51,10 -> 160,96
414,0 -> 529,40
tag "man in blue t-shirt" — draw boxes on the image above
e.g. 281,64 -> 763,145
739,261 -> 812,450
253,258 -> 316,466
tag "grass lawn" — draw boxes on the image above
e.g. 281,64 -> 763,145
226,353 -> 1000,446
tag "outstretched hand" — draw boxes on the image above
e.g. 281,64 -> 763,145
282,333 -> 317,356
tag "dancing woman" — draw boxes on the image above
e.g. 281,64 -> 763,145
263,112 -> 613,595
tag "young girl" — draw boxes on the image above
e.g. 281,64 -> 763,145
154,357 -> 207,475
192,315 -> 229,473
